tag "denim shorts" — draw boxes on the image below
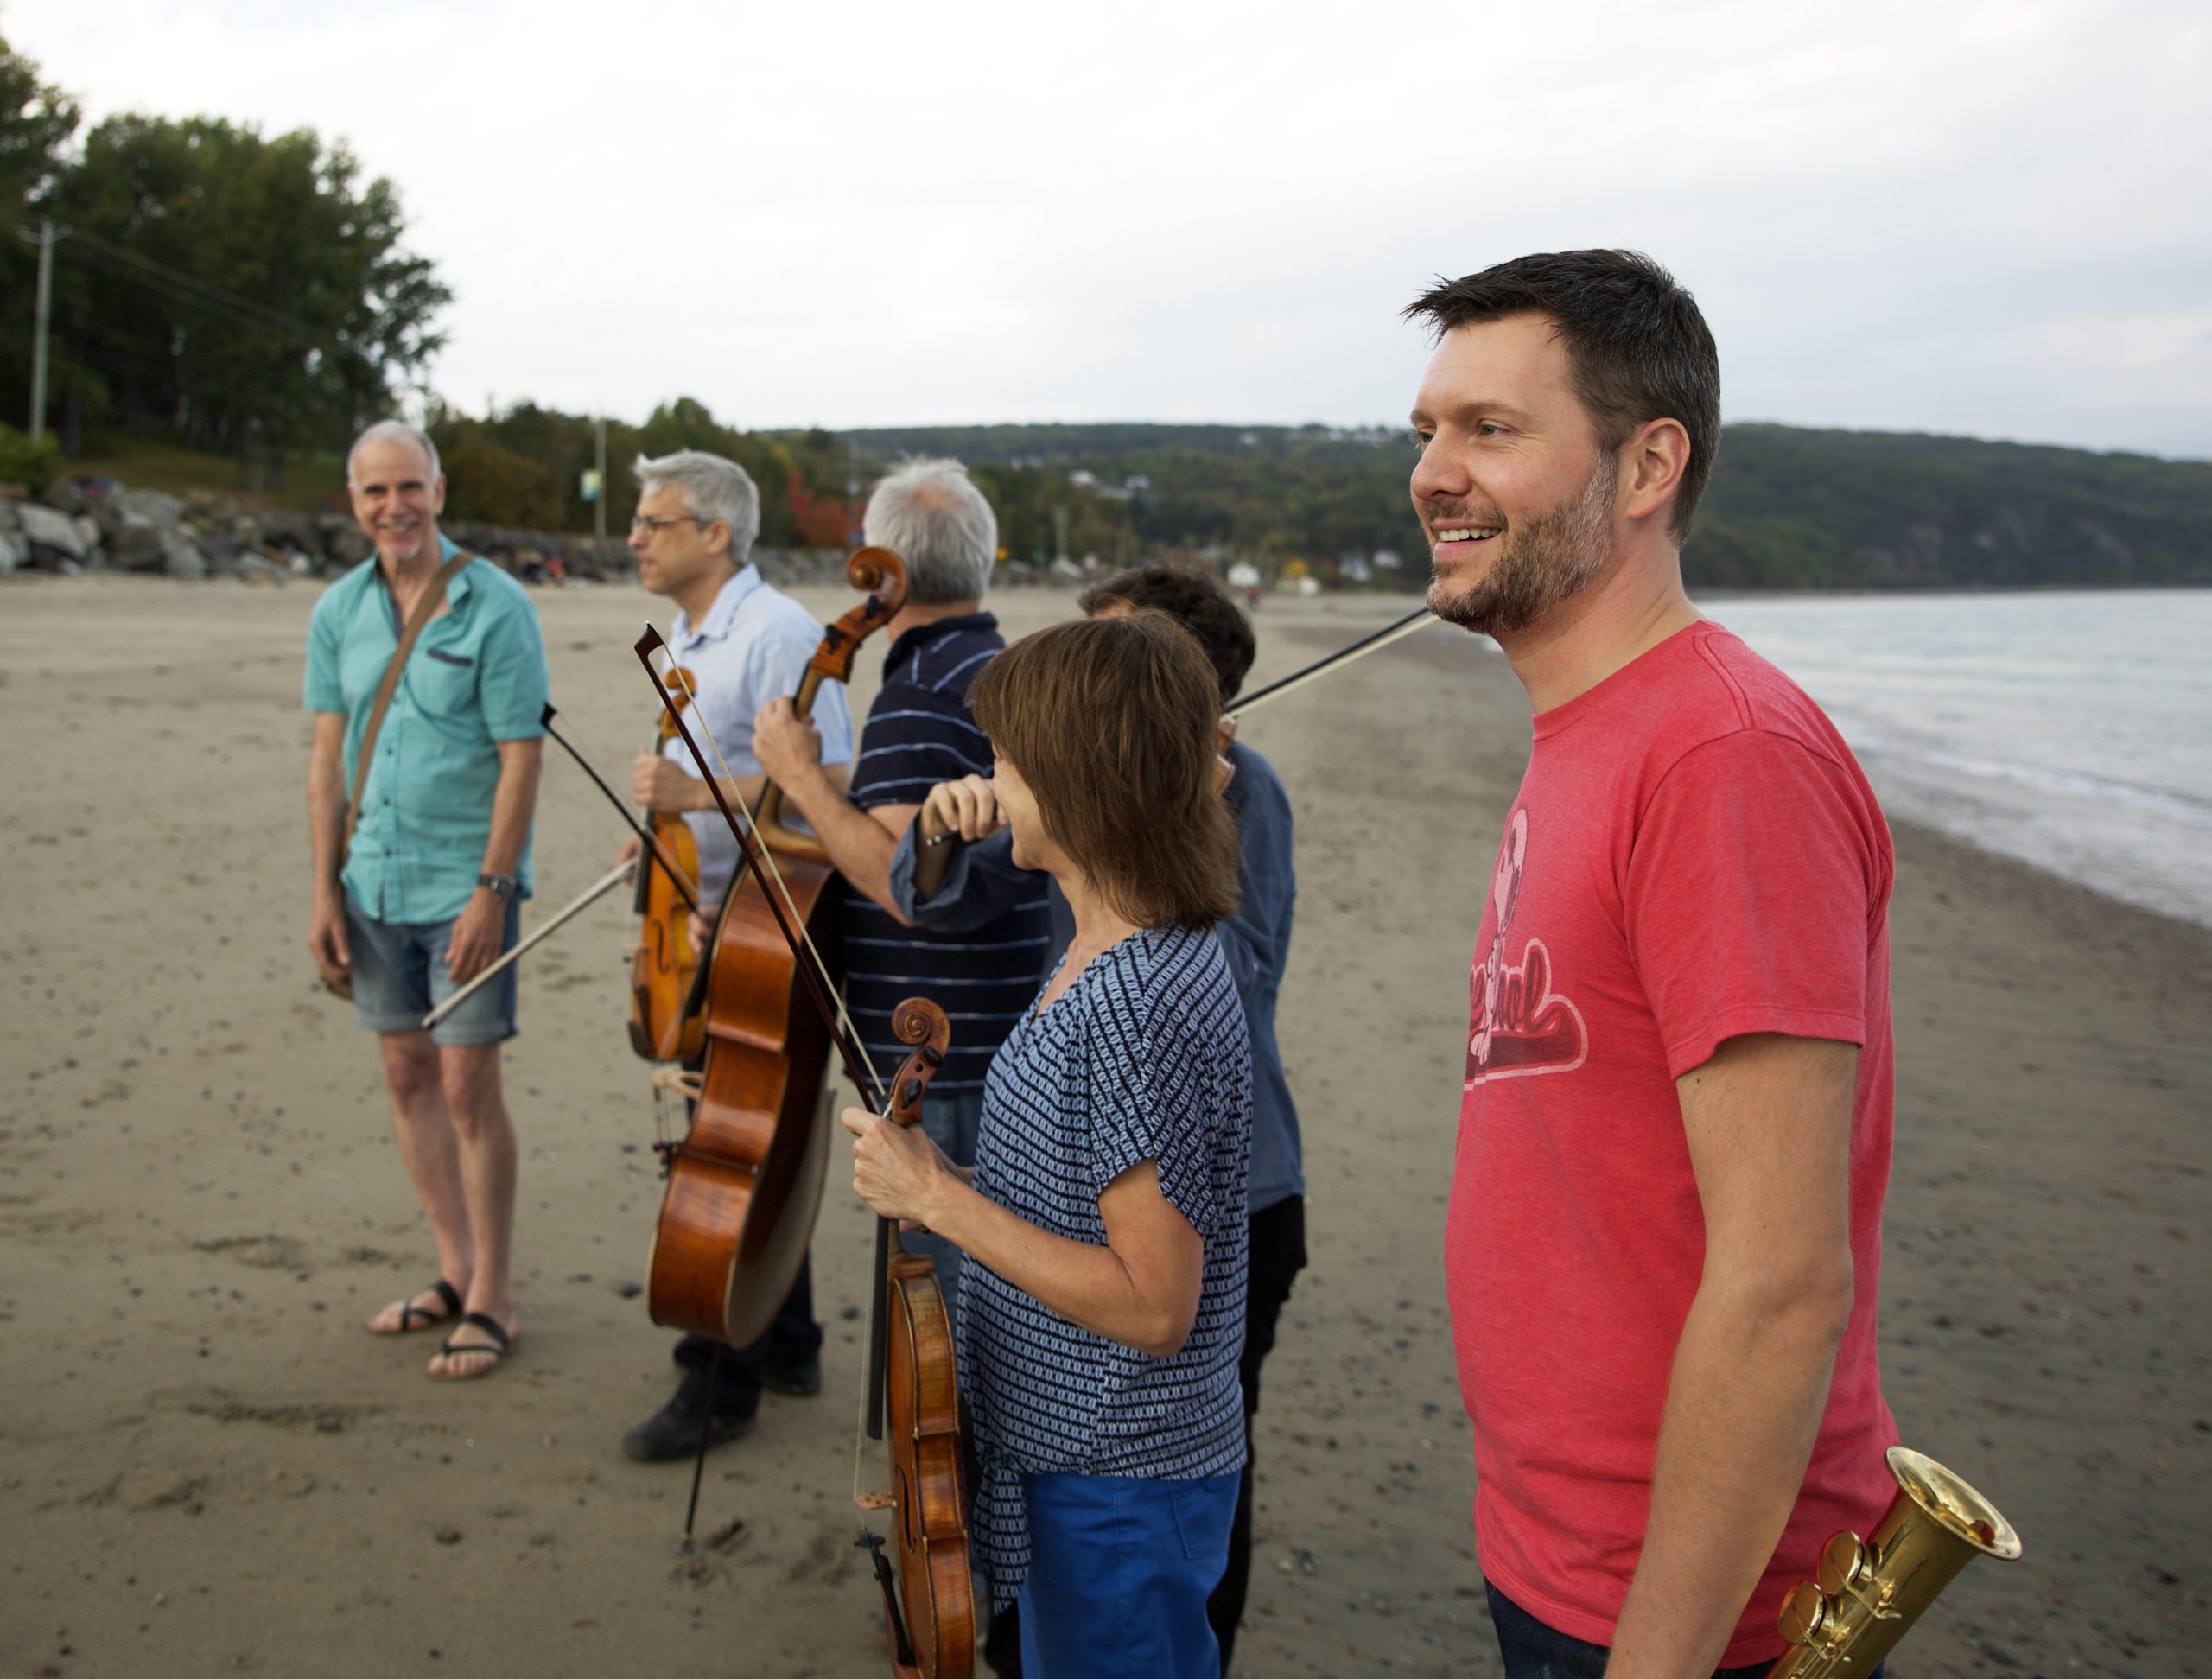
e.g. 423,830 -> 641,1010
345,890 -> 521,1046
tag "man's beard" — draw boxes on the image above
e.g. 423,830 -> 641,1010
1426,455 -> 1618,638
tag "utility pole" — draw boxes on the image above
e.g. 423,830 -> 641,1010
19,218 -> 68,442
593,412 -> 607,540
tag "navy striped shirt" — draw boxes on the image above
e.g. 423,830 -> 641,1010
957,922 -> 1253,1603
845,614 -> 1052,1093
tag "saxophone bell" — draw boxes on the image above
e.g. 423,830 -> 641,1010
1766,1447 -> 2021,1678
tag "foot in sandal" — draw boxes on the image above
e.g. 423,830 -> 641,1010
428,1310 -> 518,1380
366,1279 -> 463,1336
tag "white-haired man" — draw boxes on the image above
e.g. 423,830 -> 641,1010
304,420 -> 549,1380
620,448 -> 856,1462
752,458 -> 1054,1301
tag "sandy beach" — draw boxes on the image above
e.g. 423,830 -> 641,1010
1,572 -> 2206,1678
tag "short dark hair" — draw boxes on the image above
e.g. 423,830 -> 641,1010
1404,250 -> 1720,539
1077,563 -> 1255,707
969,611 -> 1239,930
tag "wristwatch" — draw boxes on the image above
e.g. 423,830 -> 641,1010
476,872 -> 520,902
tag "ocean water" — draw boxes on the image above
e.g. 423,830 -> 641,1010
1702,588 -> 2212,929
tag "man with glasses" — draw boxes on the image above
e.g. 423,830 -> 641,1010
618,448 -> 855,1461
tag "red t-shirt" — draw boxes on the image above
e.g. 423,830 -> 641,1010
1445,620 -> 1901,1667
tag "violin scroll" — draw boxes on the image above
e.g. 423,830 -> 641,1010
888,999 -> 950,1132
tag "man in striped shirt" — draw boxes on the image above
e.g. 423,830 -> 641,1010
753,457 -> 1053,1297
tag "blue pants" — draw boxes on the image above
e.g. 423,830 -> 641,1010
1018,1470 -> 1239,1679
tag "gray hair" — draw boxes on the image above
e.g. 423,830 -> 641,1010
864,458 -> 995,604
347,419 -> 440,486
633,449 -> 762,565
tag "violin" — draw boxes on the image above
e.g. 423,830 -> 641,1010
643,547 -> 908,1348
628,670 -> 705,1063
860,1000 -> 974,1679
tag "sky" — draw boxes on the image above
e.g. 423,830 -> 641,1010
10,0 -> 2210,457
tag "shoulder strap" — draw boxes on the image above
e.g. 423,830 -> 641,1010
343,550 -> 474,856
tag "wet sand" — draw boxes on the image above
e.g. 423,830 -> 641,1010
1,574 -> 2205,1676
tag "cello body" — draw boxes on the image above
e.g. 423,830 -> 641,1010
645,549 -> 909,1349
647,854 -> 841,1346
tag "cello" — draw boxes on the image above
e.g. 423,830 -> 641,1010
643,546 -> 907,1348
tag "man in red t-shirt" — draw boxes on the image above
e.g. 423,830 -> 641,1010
1408,251 -> 1901,1678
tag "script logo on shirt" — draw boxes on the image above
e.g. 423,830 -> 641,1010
1467,807 -> 1588,1087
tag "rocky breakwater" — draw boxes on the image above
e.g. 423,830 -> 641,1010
0,480 -> 637,584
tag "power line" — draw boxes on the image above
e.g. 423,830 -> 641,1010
0,212 -> 358,358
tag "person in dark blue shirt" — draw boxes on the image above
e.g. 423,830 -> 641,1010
887,563 -> 1304,1673
752,459 -> 1054,1306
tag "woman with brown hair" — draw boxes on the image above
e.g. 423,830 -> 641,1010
842,610 -> 1254,1679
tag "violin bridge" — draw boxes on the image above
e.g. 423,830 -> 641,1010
855,1488 -> 895,1512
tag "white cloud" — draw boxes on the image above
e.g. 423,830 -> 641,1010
9,0 -> 2209,453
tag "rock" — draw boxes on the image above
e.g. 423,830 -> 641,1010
319,518 -> 372,567
116,487 -> 188,530
162,528 -> 208,580
0,498 -> 22,535
108,524 -> 166,572
41,479 -> 87,515
17,501 -> 86,563
0,530 -> 21,575
73,513 -> 101,553
195,528 -> 242,573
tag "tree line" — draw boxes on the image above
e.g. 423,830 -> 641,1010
9,32 -> 2203,590
2,35 -> 445,487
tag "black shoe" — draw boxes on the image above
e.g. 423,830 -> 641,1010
759,1355 -> 822,1398
621,1392 -> 755,1463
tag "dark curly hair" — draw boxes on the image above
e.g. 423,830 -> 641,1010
1077,563 -> 1255,708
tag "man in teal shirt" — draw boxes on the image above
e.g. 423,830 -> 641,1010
304,420 -> 549,1381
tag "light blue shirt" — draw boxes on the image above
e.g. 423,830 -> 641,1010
304,534 -> 550,925
664,565 -> 855,902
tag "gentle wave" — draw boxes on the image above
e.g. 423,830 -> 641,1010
1707,588 -> 2212,928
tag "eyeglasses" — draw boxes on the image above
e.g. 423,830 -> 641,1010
630,513 -> 714,536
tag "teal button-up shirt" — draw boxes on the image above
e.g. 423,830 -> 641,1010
304,535 -> 551,925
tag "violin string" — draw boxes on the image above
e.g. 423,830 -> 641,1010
1225,608 -> 1436,719
660,659 -> 888,1109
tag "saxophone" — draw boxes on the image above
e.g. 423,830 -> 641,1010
1766,1447 -> 2021,1678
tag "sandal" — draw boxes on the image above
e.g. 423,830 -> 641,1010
429,1312 -> 515,1382
369,1278 -> 462,1336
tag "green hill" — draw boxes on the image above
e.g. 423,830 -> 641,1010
841,422 -> 2212,591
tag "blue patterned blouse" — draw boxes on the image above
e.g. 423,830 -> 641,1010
956,920 -> 1253,1604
